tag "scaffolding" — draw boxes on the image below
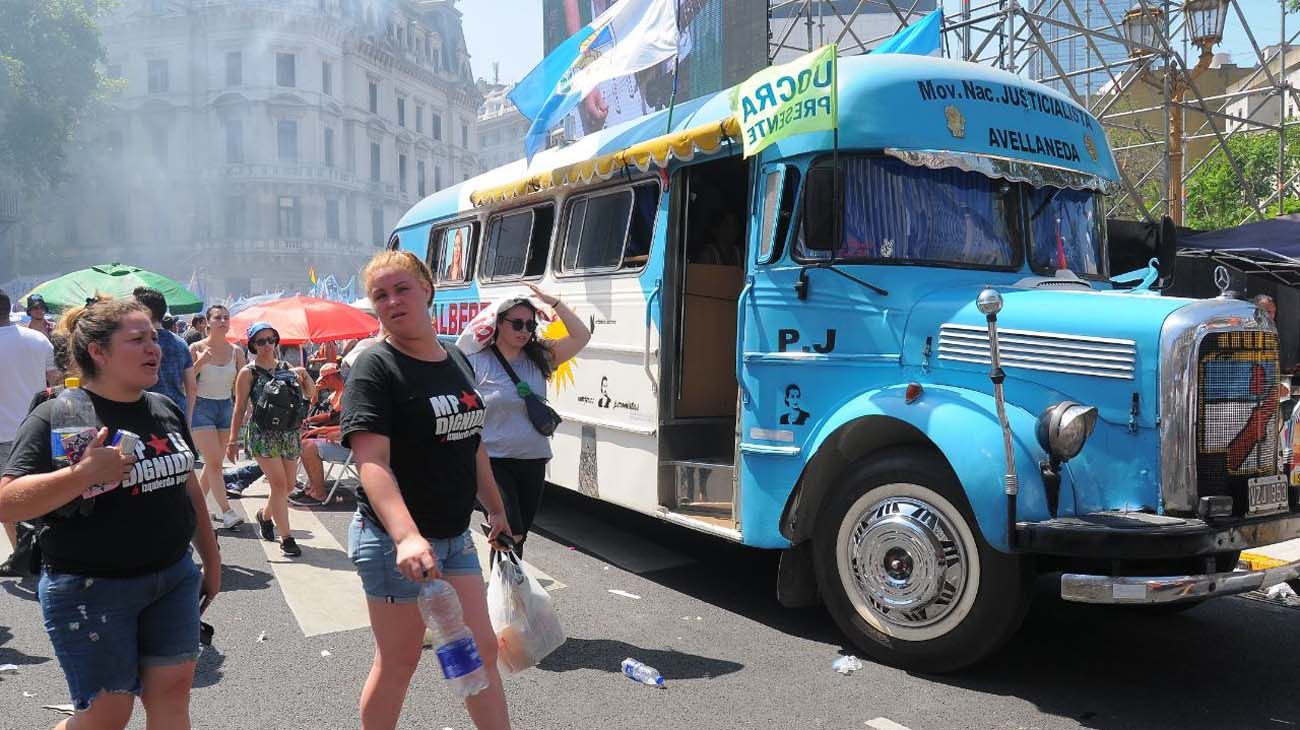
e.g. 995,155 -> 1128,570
768,0 -> 1298,228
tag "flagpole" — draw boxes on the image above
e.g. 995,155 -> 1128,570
665,0 -> 681,134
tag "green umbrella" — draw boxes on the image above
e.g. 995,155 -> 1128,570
26,263 -> 203,314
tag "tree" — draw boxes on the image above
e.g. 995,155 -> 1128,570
0,0 -> 111,190
1183,125 -> 1300,231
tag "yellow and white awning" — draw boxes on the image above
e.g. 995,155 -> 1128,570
470,116 -> 741,207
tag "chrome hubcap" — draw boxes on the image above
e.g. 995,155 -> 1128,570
848,496 -> 968,629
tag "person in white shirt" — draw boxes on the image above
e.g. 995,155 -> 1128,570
0,288 -> 60,575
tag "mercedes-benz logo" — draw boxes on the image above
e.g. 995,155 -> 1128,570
1214,265 -> 1231,295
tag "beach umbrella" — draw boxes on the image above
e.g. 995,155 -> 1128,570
25,263 -> 203,314
229,295 -> 379,345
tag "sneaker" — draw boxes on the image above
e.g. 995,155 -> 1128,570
255,509 -> 275,542
225,483 -> 245,499
220,509 -> 245,530
280,536 -> 302,557
211,512 -> 224,524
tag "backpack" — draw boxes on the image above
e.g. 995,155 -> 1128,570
249,362 -> 308,431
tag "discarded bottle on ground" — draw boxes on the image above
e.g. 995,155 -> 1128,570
418,579 -> 489,698
621,658 -> 665,687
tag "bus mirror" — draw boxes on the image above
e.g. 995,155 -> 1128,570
802,166 -> 838,252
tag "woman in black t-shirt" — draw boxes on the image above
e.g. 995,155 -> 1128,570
0,297 -> 221,729
341,251 -> 513,730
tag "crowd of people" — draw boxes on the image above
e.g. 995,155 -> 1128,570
0,250 -> 592,730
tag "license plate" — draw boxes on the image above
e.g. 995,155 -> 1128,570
1247,475 -> 1289,515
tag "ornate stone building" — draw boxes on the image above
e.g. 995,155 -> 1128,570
22,0 -> 481,298
476,79 -> 529,173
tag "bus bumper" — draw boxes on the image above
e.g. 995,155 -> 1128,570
1016,511 -> 1300,604
1060,559 -> 1300,604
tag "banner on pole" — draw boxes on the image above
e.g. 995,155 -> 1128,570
731,44 -> 837,159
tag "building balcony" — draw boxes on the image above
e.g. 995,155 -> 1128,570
196,238 -> 371,256
206,163 -> 358,185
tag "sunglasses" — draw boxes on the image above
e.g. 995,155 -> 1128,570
502,317 -> 537,333
252,336 -> 279,347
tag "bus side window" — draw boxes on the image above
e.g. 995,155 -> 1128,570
757,167 -> 798,264
558,182 -> 657,273
433,222 -> 476,285
481,204 -> 551,281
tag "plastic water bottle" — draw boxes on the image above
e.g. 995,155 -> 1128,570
49,378 -> 100,469
621,658 -> 665,687
417,580 -> 489,698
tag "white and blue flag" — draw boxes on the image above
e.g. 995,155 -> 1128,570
509,0 -> 680,161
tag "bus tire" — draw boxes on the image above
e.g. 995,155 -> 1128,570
813,447 -> 1032,673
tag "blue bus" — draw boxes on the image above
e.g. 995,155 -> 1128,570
390,54 -> 1300,671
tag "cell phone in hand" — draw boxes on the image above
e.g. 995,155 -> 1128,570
479,523 -> 516,551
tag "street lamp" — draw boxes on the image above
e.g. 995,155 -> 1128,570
1122,0 -> 1229,225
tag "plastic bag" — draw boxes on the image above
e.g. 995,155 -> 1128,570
487,550 -> 565,674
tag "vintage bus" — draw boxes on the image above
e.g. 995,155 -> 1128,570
390,54 -> 1300,671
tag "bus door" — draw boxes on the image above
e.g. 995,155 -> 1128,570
657,155 -> 749,536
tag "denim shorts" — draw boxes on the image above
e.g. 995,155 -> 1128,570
191,397 -> 234,431
39,554 -> 202,711
306,438 -> 350,462
347,512 -> 480,604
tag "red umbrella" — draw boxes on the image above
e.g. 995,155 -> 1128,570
230,295 -> 379,345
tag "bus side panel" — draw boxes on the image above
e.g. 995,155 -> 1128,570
546,423 -> 661,513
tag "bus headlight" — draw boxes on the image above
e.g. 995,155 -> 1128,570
1036,401 -> 1098,461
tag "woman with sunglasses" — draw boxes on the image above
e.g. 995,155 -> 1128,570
0,297 -> 221,730
190,305 -> 246,530
342,250 -> 512,730
462,285 -> 590,557
227,322 -> 315,557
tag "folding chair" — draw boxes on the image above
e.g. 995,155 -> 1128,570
299,426 -> 359,504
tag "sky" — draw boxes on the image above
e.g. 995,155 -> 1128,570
458,0 -> 1295,87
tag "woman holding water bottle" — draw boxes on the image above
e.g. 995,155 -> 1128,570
0,296 -> 221,730
341,250 -> 513,730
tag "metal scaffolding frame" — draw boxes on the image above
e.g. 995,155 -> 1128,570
769,0 -> 1298,227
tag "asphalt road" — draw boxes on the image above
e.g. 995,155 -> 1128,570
2,482 -> 1298,730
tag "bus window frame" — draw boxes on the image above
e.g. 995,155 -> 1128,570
478,201 -> 555,283
426,217 -> 480,289
791,153 -> 1026,274
1022,187 -> 1109,282
553,178 -> 660,280
757,164 -> 801,265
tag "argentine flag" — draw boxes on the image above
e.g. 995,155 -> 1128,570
509,0 -> 680,161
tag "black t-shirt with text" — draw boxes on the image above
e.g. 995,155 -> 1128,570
340,341 -> 484,539
2,391 -> 198,577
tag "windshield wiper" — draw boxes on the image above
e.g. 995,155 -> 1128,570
795,262 -> 889,300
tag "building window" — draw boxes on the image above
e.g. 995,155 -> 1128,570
371,206 -> 384,246
225,196 -> 245,237
324,127 -> 334,167
370,142 -> 381,181
277,120 -> 298,162
152,129 -> 168,164
461,124 -> 469,148
151,0 -> 164,14
321,61 -> 332,96
397,97 -> 406,127
417,160 -> 426,197
276,53 -> 296,87
368,81 -> 378,114
431,112 -> 441,140
415,104 -> 423,133
326,199 -> 340,240
225,119 -> 243,163
147,60 -> 168,93
278,196 -> 302,238
434,165 -> 442,190
398,154 -> 407,193
225,52 -> 241,86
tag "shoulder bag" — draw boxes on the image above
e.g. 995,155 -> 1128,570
490,346 -> 562,437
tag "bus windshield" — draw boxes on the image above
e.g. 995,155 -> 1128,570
797,156 -> 1021,269
1025,187 -> 1105,277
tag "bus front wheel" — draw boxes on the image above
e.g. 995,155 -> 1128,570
813,447 -> 1032,673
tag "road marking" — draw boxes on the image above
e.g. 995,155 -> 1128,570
866,719 -> 913,730
225,482 -> 563,638
533,503 -> 693,574
231,488 -> 370,638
